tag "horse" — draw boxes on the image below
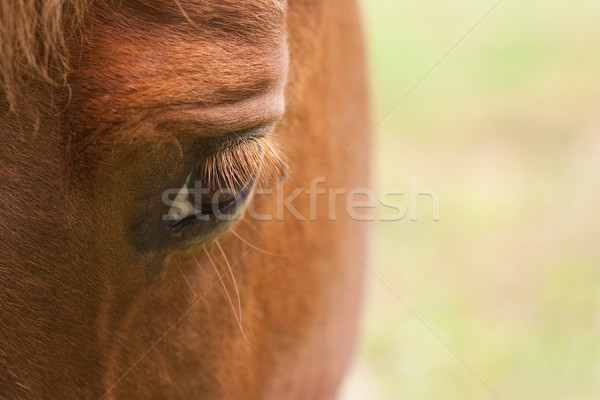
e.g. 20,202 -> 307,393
0,0 -> 370,398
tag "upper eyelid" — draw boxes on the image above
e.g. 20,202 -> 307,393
155,118 -> 276,137
215,124 -> 275,146
168,123 -> 273,162
188,125 -> 273,173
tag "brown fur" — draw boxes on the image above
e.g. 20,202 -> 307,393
0,0 -> 88,108
0,0 -> 370,399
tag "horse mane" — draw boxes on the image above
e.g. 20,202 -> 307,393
0,0 -> 88,108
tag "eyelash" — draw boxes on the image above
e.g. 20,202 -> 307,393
198,135 -> 287,192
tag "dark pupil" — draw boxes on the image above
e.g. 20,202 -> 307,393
172,164 -> 254,223
190,172 -> 242,214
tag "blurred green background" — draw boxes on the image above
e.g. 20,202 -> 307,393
340,0 -> 600,399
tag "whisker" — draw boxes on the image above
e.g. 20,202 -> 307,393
15,382 -> 31,391
192,251 -> 210,281
176,263 -> 198,298
174,0 -> 197,27
229,229 -> 319,258
203,247 -> 250,343
164,131 -> 184,159
238,217 -> 268,240
216,239 -> 242,326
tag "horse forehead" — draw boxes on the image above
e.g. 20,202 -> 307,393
73,0 -> 289,124
120,0 -> 286,35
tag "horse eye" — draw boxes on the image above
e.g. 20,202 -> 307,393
164,166 -> 255,228
131,133 -> 281,255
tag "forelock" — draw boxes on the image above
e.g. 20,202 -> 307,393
0,0 -> 88,108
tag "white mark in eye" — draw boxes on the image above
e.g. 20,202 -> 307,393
167,171 -> 195,221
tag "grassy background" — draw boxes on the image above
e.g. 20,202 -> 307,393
340,1 -> 600,399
